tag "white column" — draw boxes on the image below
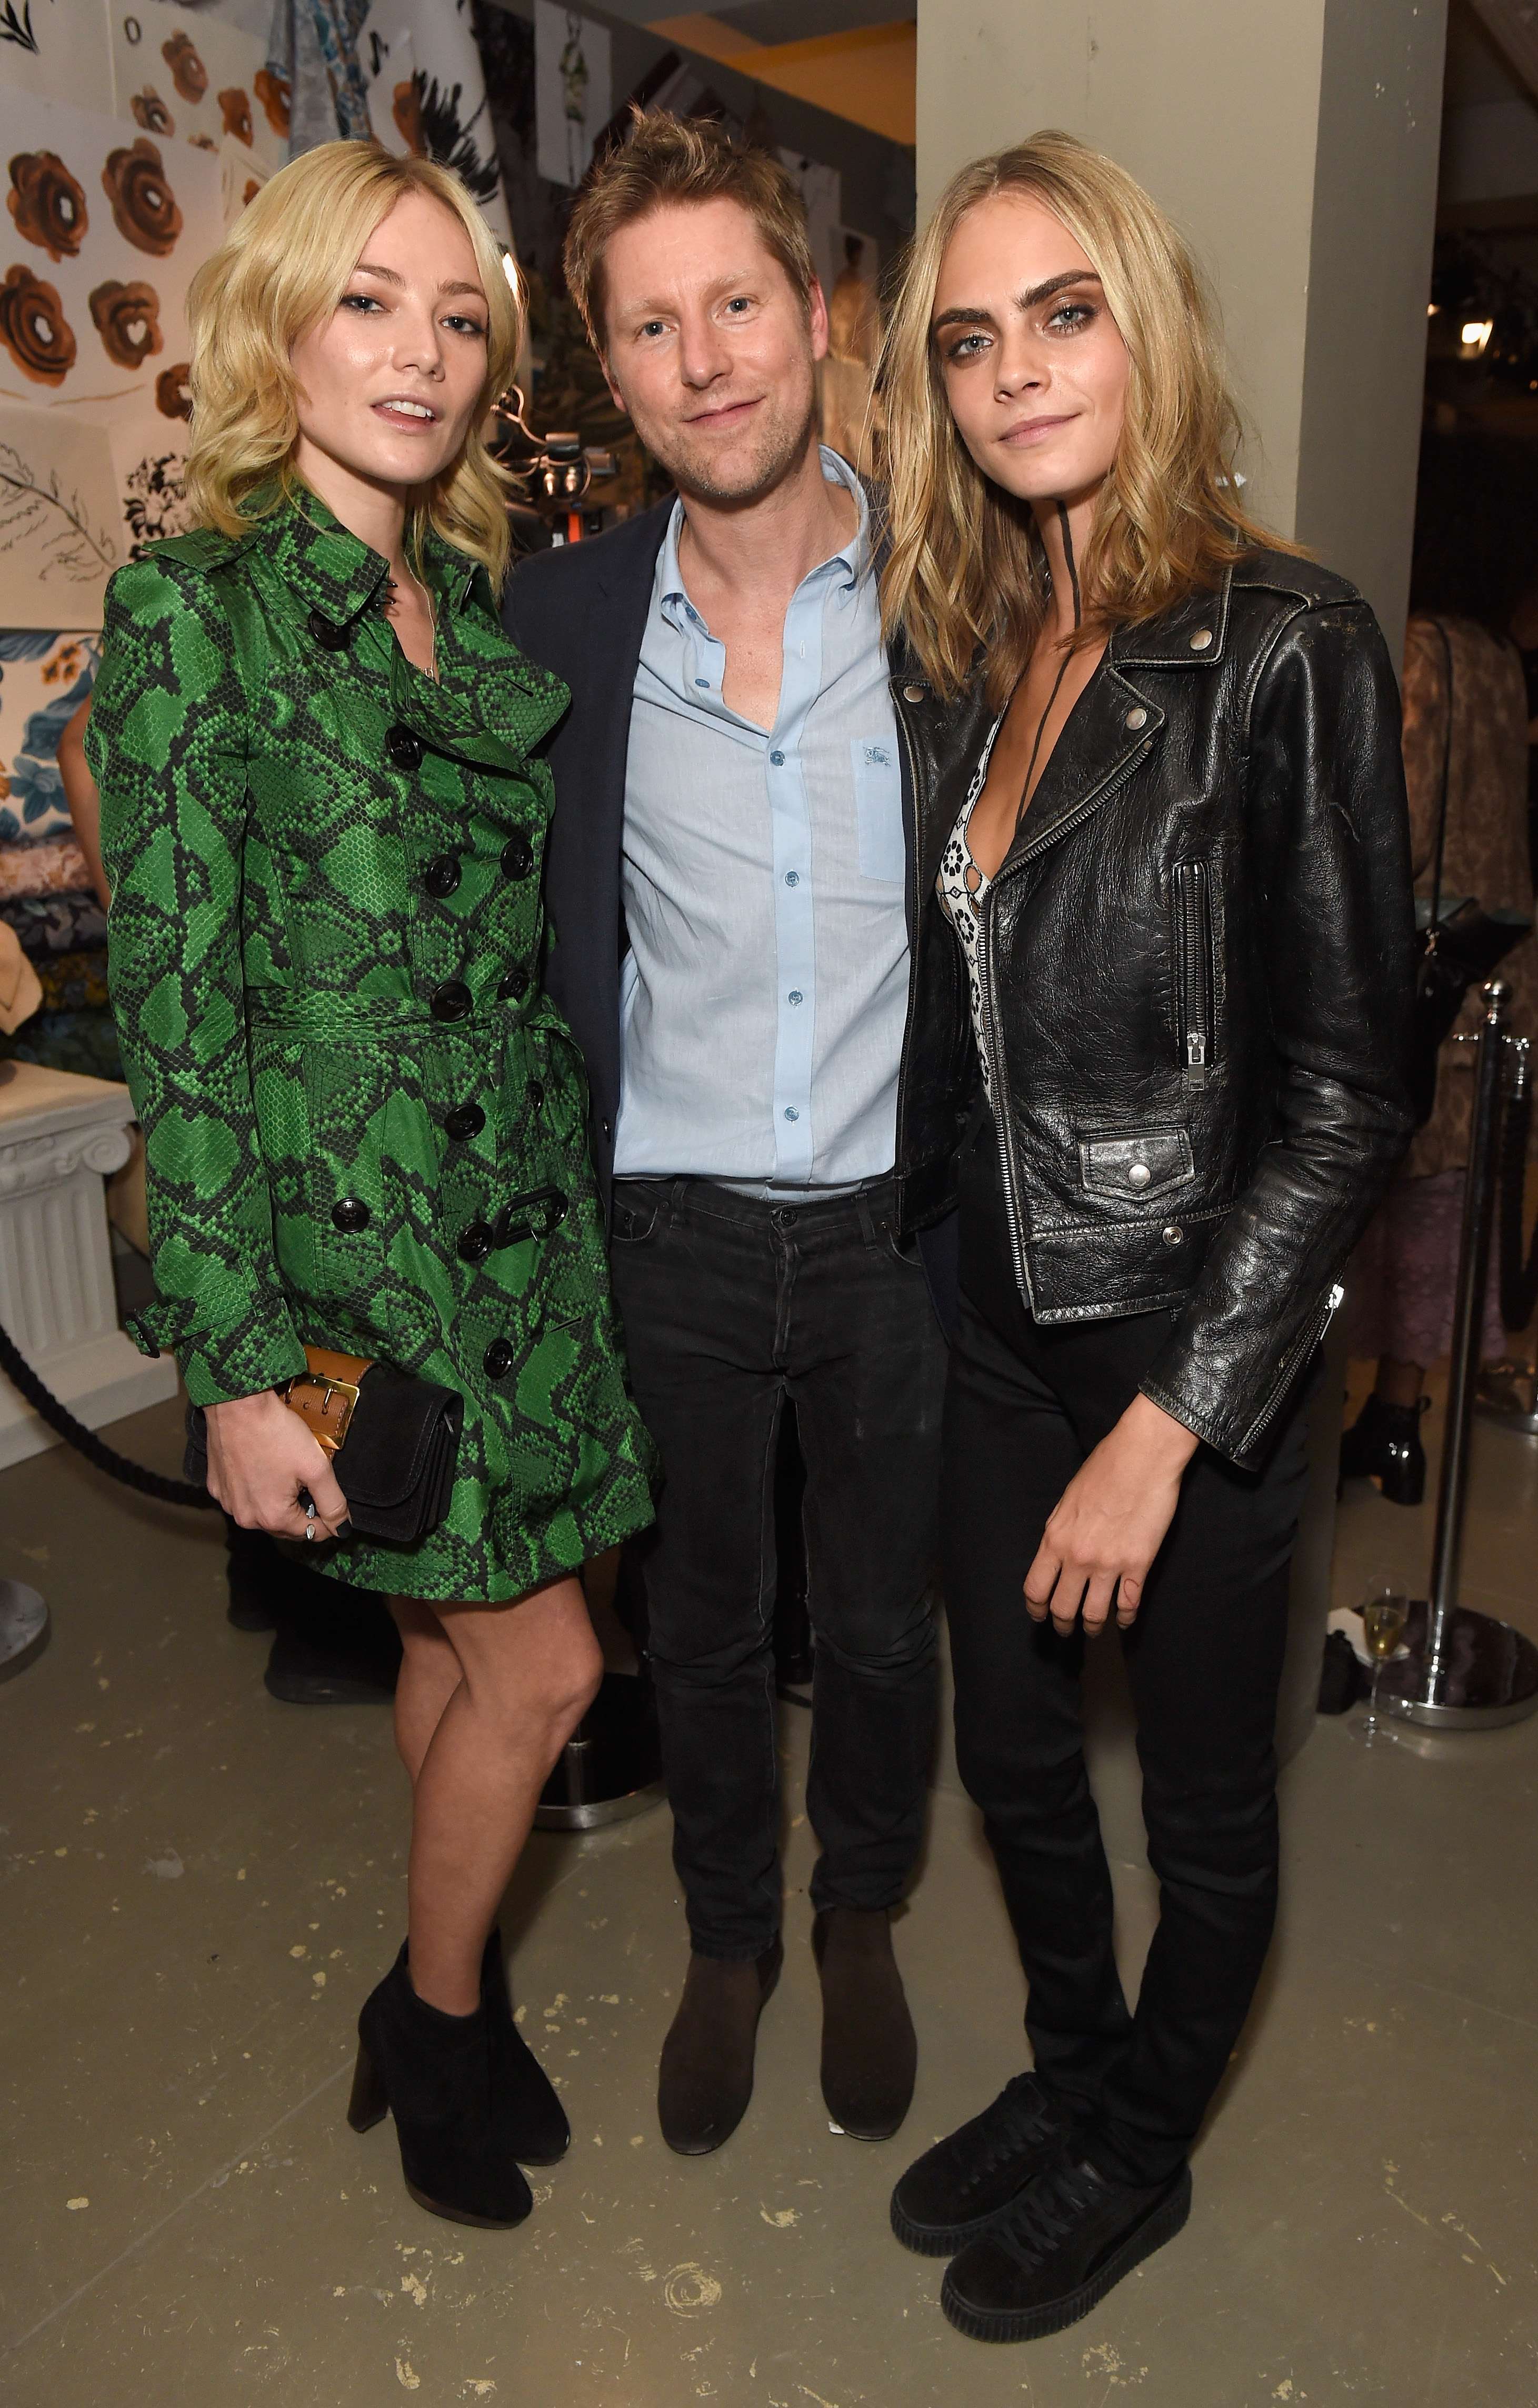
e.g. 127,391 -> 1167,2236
0,1062 -> 178,1469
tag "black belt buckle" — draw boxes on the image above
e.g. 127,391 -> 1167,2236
494,1185 -> 568,1248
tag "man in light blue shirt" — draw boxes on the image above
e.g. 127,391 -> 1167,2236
618,445 -> 910,1191
505,117 -> 952,2165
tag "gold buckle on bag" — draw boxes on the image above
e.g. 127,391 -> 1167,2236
283,1370 -> 363,1456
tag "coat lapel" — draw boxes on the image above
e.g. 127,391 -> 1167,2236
1003,661 -> 1162,870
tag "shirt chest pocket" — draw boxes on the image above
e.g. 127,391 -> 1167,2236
851,737 -> 905,885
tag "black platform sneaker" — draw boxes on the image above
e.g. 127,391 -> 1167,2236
890,2071 -> 1075,2256
941,2155 -> 1192,2343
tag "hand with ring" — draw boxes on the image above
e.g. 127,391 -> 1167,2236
203,1388 -> 349,1541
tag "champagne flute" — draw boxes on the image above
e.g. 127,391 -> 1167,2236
1356,1582 -> 1411,1743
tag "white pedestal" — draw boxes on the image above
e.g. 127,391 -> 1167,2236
0,1061 -> 178,1470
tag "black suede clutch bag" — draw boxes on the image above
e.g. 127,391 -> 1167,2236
185,1356 -> 464,1545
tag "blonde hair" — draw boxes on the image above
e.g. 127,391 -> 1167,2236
183,140 -> 518,587
564,111 -> 815,354
879,131 -> 1295,706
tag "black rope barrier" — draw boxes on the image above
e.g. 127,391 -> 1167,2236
0,1317 -> 213,1510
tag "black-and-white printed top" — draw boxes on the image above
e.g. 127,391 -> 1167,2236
935,717 -> 1004,1097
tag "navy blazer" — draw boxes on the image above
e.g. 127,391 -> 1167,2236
503,502 -> 958,1331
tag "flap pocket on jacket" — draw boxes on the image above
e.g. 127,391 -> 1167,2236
1077,1127 -> 1194,1201
851,737 -> 905,884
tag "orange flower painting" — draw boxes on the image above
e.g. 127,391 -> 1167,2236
0,264 -> 76,385
7,151 -> 88,263
101,138 -> 183,258
88,278 -> 164,369
161,31 -> 208,105
217,88 -> 254,146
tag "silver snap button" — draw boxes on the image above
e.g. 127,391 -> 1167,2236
1189,628 -> 1213,652
1125,706 -> 1147,730
1162,1223 -> 1184,1245
1127,1161 -> 1152,1190
902,683 -> 925,703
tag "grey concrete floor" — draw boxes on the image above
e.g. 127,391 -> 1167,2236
2,1371 -> 1537,2407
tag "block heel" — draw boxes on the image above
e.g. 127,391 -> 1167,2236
346,2038 -> 388,2133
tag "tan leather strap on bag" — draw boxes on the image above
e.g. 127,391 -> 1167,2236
280,1345 -> 371,1456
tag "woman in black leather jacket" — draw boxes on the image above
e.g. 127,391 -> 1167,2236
876,133 -> 1416,2344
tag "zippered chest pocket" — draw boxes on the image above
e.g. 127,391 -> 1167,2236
1172,858 -> 1215,1086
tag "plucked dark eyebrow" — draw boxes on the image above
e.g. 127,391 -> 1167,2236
350,261 -> 485,302
932,267 -> 1103,336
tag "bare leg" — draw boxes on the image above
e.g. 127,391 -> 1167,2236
400,1576 -> 602,2015
390,1596 -> 463,1783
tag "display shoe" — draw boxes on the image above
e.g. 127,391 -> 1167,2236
890,2070 -> 1076,2256
1337,1393 -> 1429,1506
813,1906 -> 916,2141
347,1946 -> 534,2229
480,1927 -> 570,2166
941,2156 -> 1192,2343
657,1939 -> 783,2155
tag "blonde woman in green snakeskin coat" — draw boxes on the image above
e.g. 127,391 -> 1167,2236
86,143 -> 655,2232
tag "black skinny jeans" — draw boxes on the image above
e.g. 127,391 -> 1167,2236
609,1175 -> 947,1960
945,1125 -> 1311,2186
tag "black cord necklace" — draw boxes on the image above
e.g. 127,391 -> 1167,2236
1015,501 -> 1084,832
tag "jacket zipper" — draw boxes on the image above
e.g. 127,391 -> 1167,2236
1240,1278 -> 1345,1452
975,878 -> 1036,1313
1174,858 -> 1213,1087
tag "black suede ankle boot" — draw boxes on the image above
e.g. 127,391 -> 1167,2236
1338,1392 -> 1428,1506
348,1946 -> 534,2228
481,1927 -> 570,2166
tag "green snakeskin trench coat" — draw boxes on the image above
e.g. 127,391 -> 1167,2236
86,489 -> 655,1603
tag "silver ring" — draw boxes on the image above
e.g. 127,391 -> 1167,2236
304,1520 -> 316,1543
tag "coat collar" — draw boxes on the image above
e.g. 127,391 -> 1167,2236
1110,564 -> 1233,670
990,568 -> 1233,873
1001,657 -> 1163,868
245,483 -> 496,634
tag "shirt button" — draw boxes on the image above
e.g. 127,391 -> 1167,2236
483,1337 -> 516,1380
1125,707 -> 1148,730
444,1101 -> 485,1141
902,683 -> 925,703
331,1196 -> 370,1233
386,722 -> 424,771
770,749 -> 785,766
694,676 -> 709,689
1127,1161 -> 1152,1190
501,832 -> 533,881
423,853 -> 461,898
784,871 -> 800,888
458,1220 -> 494,1265
1163,1224 -> 1185,1245
430,978 -> 472,1022
788,990 -> 803,1006
498,964 -> 531,1002
783,1106 -> 799,1122
1189,628 -> 1213,652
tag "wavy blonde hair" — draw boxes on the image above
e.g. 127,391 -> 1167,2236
183,141 -> 518,587
880,131 -> 1295,706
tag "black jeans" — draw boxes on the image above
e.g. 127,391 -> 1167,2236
609,1175 -> 947,1960
945,1127 -> 1311,2185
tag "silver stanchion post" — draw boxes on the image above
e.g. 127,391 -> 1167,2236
0,1580 -> 48,1682
1384,978 -> 1538,1729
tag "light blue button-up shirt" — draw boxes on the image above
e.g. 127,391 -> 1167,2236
614,449 -> 908,1190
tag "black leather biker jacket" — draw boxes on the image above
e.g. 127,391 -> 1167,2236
890,549 -> 1417,1466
